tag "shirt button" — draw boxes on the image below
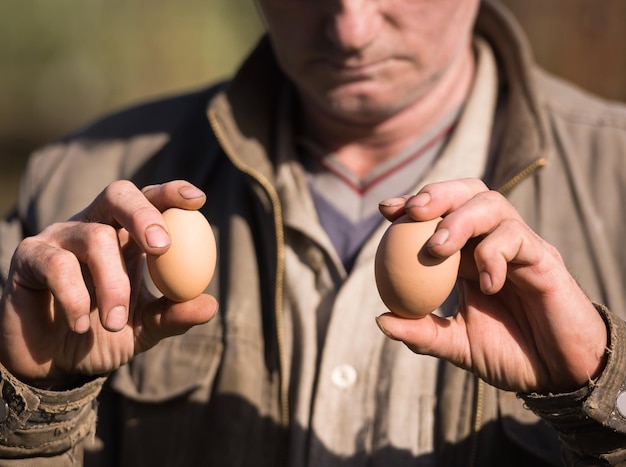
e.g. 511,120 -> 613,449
0,398 -> 8,423
331,364 -> 357,389
616,391 -> 626,418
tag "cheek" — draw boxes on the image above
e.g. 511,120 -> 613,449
258,2 -> 321,52
396,0 -> 478,58
264,18 -> 319,73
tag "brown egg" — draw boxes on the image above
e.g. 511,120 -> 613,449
146,208 -> 216,302
375,215 -> 460,318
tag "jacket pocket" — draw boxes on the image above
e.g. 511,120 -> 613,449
107,320 -> 224,403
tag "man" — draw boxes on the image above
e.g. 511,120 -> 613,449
1,0 -> 626,465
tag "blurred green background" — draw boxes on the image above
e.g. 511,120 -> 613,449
1,0 -> 625,216
0,0 -> 265,216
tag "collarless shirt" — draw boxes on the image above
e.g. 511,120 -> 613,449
274,37 -> 498,467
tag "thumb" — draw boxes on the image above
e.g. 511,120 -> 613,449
139,294 -> 219,346
375,312 -> 461,362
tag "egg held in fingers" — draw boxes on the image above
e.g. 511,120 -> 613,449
147,208 -> 216,302
375,215 -> 460,318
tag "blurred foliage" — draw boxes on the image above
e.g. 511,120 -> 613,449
0,0 -> 264,215
0,0 -> 263,148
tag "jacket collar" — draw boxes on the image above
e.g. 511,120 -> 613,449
207,37 -> 286,185
476,0 -> 550,192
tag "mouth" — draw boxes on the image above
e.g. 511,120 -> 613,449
314,57 -> 393,79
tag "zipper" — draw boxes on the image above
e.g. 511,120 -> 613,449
495,157 -> 547,195
467,156 -> 546,465
207,110 -> 290,429
469,378 -> 485,467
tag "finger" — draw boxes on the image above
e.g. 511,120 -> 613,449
423,190 -> 524,258
136,294 -> 219,349
375,311 -> 468,368
71,180 -> 171,256
142,180 -> 206,212
478,225 -> 571,301
378,195 -> 411,221
11,237 -> 92,333
404,178 -> 490,221
471,218 -> 536,294
63,222 -> 132,332
33,221 -> 133,332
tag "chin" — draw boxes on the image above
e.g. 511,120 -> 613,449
319,74 -> 421,115
324,92 -> 409,123
334,105 -> 397,124
299,75 -> 419,125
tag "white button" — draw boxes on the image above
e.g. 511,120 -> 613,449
616,391 -> 626,418
331,364 -> 357,389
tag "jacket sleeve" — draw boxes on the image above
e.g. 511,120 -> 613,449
0,197 -> 105,464
521,305 -> 626,465
0,361 -> 105,464
0,157 -> 94,463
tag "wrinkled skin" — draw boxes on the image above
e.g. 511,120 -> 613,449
0,181 -> 218,388
377,179 -> 608,394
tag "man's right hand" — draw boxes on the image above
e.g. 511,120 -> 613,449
0,180 -> 219,389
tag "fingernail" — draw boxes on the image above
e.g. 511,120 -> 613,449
146,224 -> 170,248
375,316 -> 395,339
179,186 -> 204,200
379,197 -> 407,207
479,270 -> 493,293
426,228 -> 450,247
74,314 -> 91,334
106,305 -> 128,331
142,184 -> 157,195
406,192 -> 431,208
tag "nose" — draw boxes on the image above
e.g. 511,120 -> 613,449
325,0 -> 383,53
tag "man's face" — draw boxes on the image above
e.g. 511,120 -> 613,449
256,0 -> 480,125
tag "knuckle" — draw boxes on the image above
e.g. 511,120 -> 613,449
83,222 -> 117,244
63,287 -> 92,314
134,203 -> 159,219
102,180 -> 139,204
107,275 -> 132,296
141,180 -> 186,198
462,178 -> 489,195
543,240 -> 563,262
130,204 -> 162,229
14,236 -> 40,256
476,189 -> 506,207
106,179 -> 137,194
500,217 -> 525,231
46,247 -> 80,274
81,223 -> 122,263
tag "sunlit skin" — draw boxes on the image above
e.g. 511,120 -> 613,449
0,181 -> 218,388
377,181 -> 607,393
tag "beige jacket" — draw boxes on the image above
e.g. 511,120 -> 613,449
1,1 -> 626,465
